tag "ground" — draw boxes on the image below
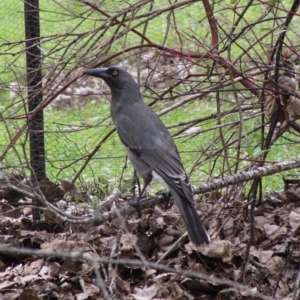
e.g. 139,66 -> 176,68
0,175 -> 299,300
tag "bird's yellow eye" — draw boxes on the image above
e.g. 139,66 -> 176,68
112,70 -> 118,76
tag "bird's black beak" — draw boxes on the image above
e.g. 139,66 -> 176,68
83,68 -> 109,78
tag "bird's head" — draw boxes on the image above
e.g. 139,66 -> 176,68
83,66 -> 137,91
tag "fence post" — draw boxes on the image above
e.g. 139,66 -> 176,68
24,0 -> 45,220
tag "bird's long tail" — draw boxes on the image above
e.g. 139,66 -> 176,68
172,191 -> 210,246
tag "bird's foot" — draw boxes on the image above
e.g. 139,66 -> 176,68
156,191 -> 172,211
129,198 -> 142,218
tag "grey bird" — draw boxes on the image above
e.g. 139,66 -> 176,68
83,66 -> 210,246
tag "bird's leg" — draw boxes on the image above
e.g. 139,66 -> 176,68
129,183 -> 149,218
156,191 -> 172,211
130,170 -> 139,194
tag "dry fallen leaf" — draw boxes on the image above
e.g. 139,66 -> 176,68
131,283 -> 160,300
199,240 -> 233,262
251,249 -> 274,264
263,224 -> 287,241
289,210 -> 300,234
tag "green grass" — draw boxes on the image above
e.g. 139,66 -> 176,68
2,84 -> 300,195
0,0 -> 297,78
1,0 -> 300,195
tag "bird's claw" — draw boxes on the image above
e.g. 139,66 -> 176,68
156,191 -> 172,211
129,199 -> 142,218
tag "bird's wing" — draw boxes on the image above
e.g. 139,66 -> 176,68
140,132 -> 193,203
115,108 -> 193,202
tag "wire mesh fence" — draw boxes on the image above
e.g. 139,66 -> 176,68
1,0 -> 300,194
2,1 -> 300,298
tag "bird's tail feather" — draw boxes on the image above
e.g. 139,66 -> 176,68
172,191 -> 210,246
